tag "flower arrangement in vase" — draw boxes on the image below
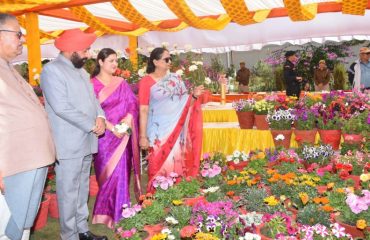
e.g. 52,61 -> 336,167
267,109 -> 295,149
232,99 -> 256,129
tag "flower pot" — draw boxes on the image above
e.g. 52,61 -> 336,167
271,130 -> 292,149
200,89 -> 211,104
294,129 -> 317,146
32,194 -> 50,231
227,161 -> 249,170
254,114 -> 269,130
143,224 -> 163,240
343,134 -> 363,145
318,129 -> 342,150
236,111 -> 254,129
335,217 -> 370,239
89,175 -> 99,197
48,193 -> 59,218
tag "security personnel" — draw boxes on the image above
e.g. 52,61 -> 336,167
283,51 -> 302,98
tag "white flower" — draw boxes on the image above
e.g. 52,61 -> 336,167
196,61 -> 203,66
32,68 -> 38,73
233,158 -> 240,164
233,150 -> 241,157
275,134 -> 285,141
115,122 -> 130,134
168,235 -> 175,240
138,67 -> 146,77
176,69 -> 184,76
240,232 -> 261,240
147,46 -> 154,53
188,65 -> 198,72
165,217 -> 178,225
226,155 -> 233,162
33,74 -> 40,80
184,44 -> 192,52
205,77 -> 212,84
203,186 -> 219,193
161,228 -> 172,234
161,42 -> 169,48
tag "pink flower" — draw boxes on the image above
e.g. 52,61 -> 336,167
331,223 -> 346,238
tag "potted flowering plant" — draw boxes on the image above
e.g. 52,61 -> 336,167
301,144 -> 334,169
253,100 -> 274,130
226,150 -> 249,170
334,189 -> 370,238
257,212 -> 298,239
267,109 -> 295,149
293,103 -> 317,146
232,99 -> 255,129
342,110 -> 368,145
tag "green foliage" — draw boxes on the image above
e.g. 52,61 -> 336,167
332,63 -> 347,90
318,172 -> 342,186
317,115 -> 342,130
177,178 -> 201,198
210,56 -> 225,74
295,112 -> 316,130
262,215 -> 288,238
239,188 -> 286,214
274,66 -> 285,91
274,162 -> 302,175
247,158 -> 268,175
202,175 -> 224,189
206,191 -> 227,202
169,205 -> 192,228
342,110 -> 369,134
249,61 -> 275,92
297,204 -> 331,227
154,187 -> 183,207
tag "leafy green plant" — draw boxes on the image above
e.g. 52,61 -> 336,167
177,178 -> 201,198
332,63 -> 347,90
317,115 -> 342,130
297,204 -> 331,227
168,205 -> 192,228
238,188 -> 285,214
249,61 -> 275,92
274,66 -> 285,91
154,187 -> 183,207
342,110 -> 369,134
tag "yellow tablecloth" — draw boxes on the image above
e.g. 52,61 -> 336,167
202,123 -> 320,155
202,102 -> 238,122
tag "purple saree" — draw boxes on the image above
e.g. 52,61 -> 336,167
91,76 -> 141,228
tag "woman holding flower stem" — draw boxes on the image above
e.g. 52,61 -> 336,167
90,48 -> 141,228
138,47 -> 204,192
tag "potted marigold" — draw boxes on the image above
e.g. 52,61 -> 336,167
232,99 -> 255,129
267,109 -> 295,149
253,100 -> 274,130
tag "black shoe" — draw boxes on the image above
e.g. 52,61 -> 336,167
79,231 -> 108,240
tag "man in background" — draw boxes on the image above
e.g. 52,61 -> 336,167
353,47 -> 370,91
236,61 -> 250,93
0,13 -> 55,240
283,51 -> 303,98
313,60 -> 331,91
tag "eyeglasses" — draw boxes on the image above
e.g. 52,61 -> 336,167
0,30 -> 23,39
162,57 -> 172,63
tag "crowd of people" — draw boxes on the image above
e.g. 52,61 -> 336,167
1,11 -> 370,240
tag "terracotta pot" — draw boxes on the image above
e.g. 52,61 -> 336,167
318,129 -> 342,150
271,129 -> 292,149
343,134 -> 363,145
254,114 -> 269,130
48,193 -> 59,218
89,175 -> 99,197
200,89 -> 211,104
183,195 -> 207,207
227,160 -> 249,170
32,194 -> 50,231
236,111 -> 254,129
294,129 -> 317,146
143,224 -> 163,240
335,217 -> 370,239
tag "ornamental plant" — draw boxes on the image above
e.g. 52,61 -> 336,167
297,204 -> 331,227
266,109 -> 295,130
260,212 -> 298,238
298,223 -> 353,239
226,150 -> 249,164
293,107 -> 316,130
253,100 -> 274,115
232,99 -> 255,112
301,144 -> 334,166
342,110 -> 369,134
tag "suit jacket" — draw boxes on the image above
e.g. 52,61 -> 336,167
40,54 -> 105,160
0,58 -> 55,177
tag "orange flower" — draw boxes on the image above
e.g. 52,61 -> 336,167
142,199 -> 152,208
227,180 -> 237,185
267,169 -> 277,175
139,195 -> 146,201
226,191 -> 235,197
321,205 -> 334,212
356,219 -> 367,230
336,188 -> 345,193
299,192 -> 309,205
327,182 -> 335,189
320,197 -> 329,204
313,197 -> 321,204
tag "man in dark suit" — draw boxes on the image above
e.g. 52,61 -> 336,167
283,51 -> 302,98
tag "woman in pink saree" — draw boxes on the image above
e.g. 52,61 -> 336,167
90,48 -> 141,228
139,47 -> 204,192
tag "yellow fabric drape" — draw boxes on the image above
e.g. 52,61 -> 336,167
220,0 -> 270,25
284,0 -> 318,21
202,110 -> 238,123
342,0 -> 368,15
202,129 -> 320,155
111,0 -> 188,32
69,6 -> 148,37
162,0 -> 230,30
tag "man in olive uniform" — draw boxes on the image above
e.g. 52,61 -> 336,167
283,51 -> 302,98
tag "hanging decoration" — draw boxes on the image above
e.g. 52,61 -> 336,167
284,0 -> 318,21
220,0 -> 270,25
162,0 -> 230,30
342,0 -> 368,15
111,0 -> 188,32
69,6 -> 148,37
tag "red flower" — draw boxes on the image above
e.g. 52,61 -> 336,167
339,170 -> 350,180
180,225 -> 197,238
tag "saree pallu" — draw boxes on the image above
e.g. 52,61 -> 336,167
146,73 -> 202,192
91,77 -> 141,228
